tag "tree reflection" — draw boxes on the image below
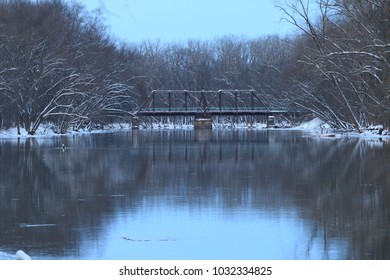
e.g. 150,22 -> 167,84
0,131 -> 389,259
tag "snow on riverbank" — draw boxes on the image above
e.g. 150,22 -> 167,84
0,126 -> 56,139
294,117 -> 390,140
295,117 -> 331,132
0,118 -> 389,140
0,123 -> 133,139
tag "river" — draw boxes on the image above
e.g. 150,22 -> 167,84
0,129 -> 389,259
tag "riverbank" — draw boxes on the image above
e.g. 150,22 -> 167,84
0,118 -> 389,140
0,123 -> 133,139
294,118 -> 390,140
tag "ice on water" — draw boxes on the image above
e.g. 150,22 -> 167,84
0,250 -> 31,260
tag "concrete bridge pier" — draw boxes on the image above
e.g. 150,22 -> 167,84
194,113 -> 212,129
267,116 -> 275,128
132,116 -> 140,130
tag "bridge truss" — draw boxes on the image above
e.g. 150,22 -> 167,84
135,89 -> 288,117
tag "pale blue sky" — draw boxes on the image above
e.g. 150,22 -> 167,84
77,0 -> 296,43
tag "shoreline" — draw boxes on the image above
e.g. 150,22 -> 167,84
0,118 -> 389,140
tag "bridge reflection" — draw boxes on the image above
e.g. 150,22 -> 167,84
129,129 -> 275,165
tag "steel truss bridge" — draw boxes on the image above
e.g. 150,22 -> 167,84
135,89 -> 293,118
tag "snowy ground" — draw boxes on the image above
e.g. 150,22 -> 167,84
0,118 -> 389,140
293,118 -> 390,140
0,123 -> 133,139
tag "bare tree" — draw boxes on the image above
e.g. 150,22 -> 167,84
0,0 -> 138,134
279,0 -> 390,130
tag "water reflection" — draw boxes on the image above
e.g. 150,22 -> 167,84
0,130 -> 389,259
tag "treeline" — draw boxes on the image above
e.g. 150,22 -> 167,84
0,0 -> 136,134
124,35 -> 294,110
281,0 -> 390,132
0,0 -> 389,134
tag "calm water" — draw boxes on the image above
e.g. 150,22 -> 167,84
0,130 -> 389,260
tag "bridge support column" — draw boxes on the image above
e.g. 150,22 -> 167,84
132,116 -> 140,130
194,113 -> 212,129
267,116 -> 275,128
